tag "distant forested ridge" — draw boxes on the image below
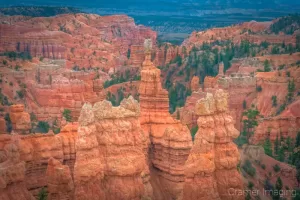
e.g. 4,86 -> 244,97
0,6 -> 83,17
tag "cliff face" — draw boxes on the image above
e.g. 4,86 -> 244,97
74,96 -> 152,200
154,43 -> 181,67
0,123 -> 78,197
9,104 -> 31,133
0,14 -> 156,69
218,74 -> 256,130
139,50 -> 193,199
183,89 -> 243,200
46,157 -> 74,200
182,21 -> 295,52
250,117 -> 298,144
0,135 -> 34,200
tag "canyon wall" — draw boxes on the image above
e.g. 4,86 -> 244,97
0,14 -> 157,69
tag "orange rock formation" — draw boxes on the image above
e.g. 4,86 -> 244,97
0,14 -> 156,69
139,42 -> 193,199
74,96 -> 152,200
183,89 -> 244,200
46,157 -> 74,200
9,104 -> 31,133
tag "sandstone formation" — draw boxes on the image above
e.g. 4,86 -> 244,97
0,117 -> 7,133
139,43 -> 193,200
218,73 -> 256,129
182,21 -> 295,52
46,157 -> 74,200
183,89 -> 244,200
218,62 -> 224,77
9,104 -> 31,133
0,14 -> 156,69
190,76 -> 200,92
0,134 -> 34,200
0,123 -> 77,197
154,43 -> 181,67
74,96 -> 152,200
203,76 -> 218,89
250,117 -> 298,144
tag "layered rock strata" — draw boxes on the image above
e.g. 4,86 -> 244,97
46,157 -> 74,200
0,123 -> 78,197
9,104 -> 31,133
139,43 -> 193,200
0,134 -> 34,200
74,96 -> 152,200
183,89 -> 244,200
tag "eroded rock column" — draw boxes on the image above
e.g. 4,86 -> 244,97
183,89 -> 244,200
74,96 -> 152,200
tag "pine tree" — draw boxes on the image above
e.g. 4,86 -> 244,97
295,132 -> 300,148
264,138 -> 273,157
274,134 -> 280,155
273,177 -> 283,200
278,147 -> 285,162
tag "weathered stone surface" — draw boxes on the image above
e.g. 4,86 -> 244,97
183,89 -> 244,200
0,123 -> 77,197
46,157 -> 74,200
9,104 -> 31,133
74,96 -> 152,200
0,14 -> 157,69
0,135 -> 34,200
190,76 -> 200,92
139,46 -> 193,200
0,117 -> 6,134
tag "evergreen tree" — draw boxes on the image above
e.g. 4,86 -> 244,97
242,108 -> 260,141
278,147 -> 285,162
273,177 -> 283,200
38,188 -> 47,200
63,109 -> 72,122
264,137 -> 273,157
296,132 -> 300,148
274,134 -> 280,155
264,60 -> 271,72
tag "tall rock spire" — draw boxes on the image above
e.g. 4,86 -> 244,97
139,39 -> 193,200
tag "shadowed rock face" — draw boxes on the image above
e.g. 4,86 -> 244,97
183,89 -> 244,200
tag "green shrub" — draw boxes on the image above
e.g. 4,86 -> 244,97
37,121 -> 50,133
63,109 -> 72,122
242,160 -> 256,177
190,126 -> 198,141
38,187 -> 48,200
16,90 -> 24,99
273,164 -> 281,173
248,181 -> 254,189
256,86 -> 262,92
261,164 -> 266,170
